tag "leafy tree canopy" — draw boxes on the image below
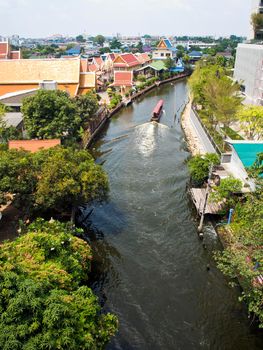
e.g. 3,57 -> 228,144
22,90 -> 81,140
0,147 -> 108,215
0,219 -> 118,349
237,105 -> 263,140
164,57 -> 174,70
76,35 -> 86,42
94,35 -> 105,46
188,153 -> 220,186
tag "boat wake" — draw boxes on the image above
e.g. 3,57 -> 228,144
135,122 -> 169,129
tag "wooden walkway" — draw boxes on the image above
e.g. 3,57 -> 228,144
190,188 -> 222,215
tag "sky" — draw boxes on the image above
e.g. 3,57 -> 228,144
0,0 -> 251,38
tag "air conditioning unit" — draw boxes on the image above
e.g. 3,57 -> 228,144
39,80 -> 57,90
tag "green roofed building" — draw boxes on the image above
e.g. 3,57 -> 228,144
135,60 -> 168,78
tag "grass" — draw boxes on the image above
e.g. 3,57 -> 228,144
221,127 -> 244,140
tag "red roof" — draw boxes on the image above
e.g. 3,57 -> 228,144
111,71 -> 133,87
94,57 -> 103,68
8,139 -> 61,153
0,43 -> 8,56
10,51 -> 20,59
88,64 -> 98,72
113,53 -> 140,68
153,100 -> 164,114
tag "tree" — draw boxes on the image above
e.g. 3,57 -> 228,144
203,74 -> 242,128
164,57 -> 174,70
0,219 -> 118,349
188,153 -> 220,186
22,90 -> 81,140
76,35 -> 85,42
136,41 -> 143,53
237,105 -> 263,140
210,176 -> 242,208
94,34 -> 105,46
215,181 -> 263,328
0,147 -> 108,218
35,147 -> 108,217
251,13 -> 263,38
110,38 -> 122,50
74,91 -> 99,124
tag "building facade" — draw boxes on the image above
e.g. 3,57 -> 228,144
234,43 -> 263,105
152,39 -> 177,60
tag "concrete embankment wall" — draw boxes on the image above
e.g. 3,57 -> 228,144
189,108 -> 220,155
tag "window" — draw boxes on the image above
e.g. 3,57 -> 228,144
161,53 -> 164,57
166,53 -> 171,57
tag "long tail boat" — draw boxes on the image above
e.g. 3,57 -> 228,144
151,100 -> 164,122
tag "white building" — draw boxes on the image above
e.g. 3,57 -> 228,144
152,39 -> 177,60
234,43 -> 263,105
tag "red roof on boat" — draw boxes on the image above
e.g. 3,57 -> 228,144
153,100 -> 164,114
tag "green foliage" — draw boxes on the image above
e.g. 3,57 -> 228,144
0,219 -> 118,348
188,153 -> 220,186
164,57 -> 174,70
237,105 -> 263,140
221,126 -> 244,140
215,183 -> 263,327
94,35 -> 105,46
137,74 -> 146,82
109,93 -> 122,109
74,91 -> 99,125
36,147 -> 109,211
189,62 -> 243,129
76,35 -> 85,42
251,13 -> 263,37
22,90 -> 81,140
110,38 -> 122,50
0,147 -> 108,214
210,176 -> 242,209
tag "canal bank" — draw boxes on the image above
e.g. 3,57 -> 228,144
84,81 -> 263,349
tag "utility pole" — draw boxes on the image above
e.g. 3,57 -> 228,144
198,164 -> 213,233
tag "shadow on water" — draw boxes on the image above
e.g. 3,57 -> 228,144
83,81 -> 263,350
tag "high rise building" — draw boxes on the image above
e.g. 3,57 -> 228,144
234,1 -> 263,106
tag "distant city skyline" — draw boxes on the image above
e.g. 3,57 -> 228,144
1,0 -> 251,38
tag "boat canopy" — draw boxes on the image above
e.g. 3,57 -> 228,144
153,99 -> 164,115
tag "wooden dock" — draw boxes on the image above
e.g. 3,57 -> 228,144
190,188 -> 223,215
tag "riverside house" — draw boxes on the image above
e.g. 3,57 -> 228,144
152,38 -> 177,60
0,58 -> 96,97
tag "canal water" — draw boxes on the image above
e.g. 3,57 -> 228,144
85,81 -> 263,350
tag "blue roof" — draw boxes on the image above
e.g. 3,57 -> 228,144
189,50 -> 203,57
232,142 -> 263,168
164,39 -> 173,48
66,46 -> 81,55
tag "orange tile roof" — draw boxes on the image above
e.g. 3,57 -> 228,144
111,71 -> 133,87
9,139 -> 61,153
136,53 -> 151,64
80,58 -> 89,72
0,58 -> 80,84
